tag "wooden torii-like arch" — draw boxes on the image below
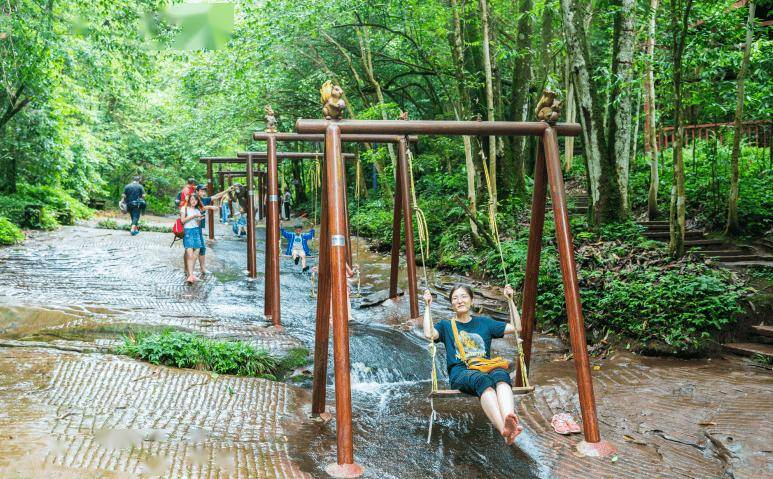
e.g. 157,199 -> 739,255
246,133 -> 419,329
293,114 -> 616,476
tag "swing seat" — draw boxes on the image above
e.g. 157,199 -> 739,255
428,386 -> 535,399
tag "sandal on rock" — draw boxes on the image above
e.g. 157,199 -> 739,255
551,413 -> 581,435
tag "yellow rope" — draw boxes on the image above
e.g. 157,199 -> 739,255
481,151 -> 530,386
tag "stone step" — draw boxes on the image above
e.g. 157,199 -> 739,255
700,249 -> 750,257
685,239 -> 727,248
723,342 -> 773,360
638,221 -> 669,226
717,255 -> 773,263
644,230 -> 705,240
751,325 -> 773,339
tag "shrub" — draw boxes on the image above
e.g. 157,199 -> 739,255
0,217 -> 24,245
97,219 -> 172,233
0,183 -> 92,230
117,330 -> 310,380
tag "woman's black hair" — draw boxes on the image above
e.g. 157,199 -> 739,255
448,283 -> 474,303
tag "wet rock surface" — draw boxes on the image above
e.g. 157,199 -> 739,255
0,219 -> 771,478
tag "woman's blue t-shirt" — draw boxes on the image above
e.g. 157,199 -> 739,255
434,316 -> 506,378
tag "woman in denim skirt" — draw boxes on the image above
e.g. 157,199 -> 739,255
180,194 -> 218,283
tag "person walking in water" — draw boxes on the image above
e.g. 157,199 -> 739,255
422,284 -> 524,445
180,193 -> 218,283
280,222 -> 314,272
122,176 -> 145,236
282,187 -> 292,220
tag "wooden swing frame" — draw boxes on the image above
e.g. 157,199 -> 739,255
294,118 -> 615,476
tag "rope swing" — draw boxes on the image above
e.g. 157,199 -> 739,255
420,145 -> 532,443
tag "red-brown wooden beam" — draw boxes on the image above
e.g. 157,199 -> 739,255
311,152 -> 331,416
517,143 -> 547,387
295,119 -> 581,137
245,155 -> 257,279
388,163 -> 402,299
324,123 -> 362,477
253,132 -> 418,143
206,159 -> 215,239
264,143 -> 282,327
543,126 -> 603,448
397,138 -> 419,319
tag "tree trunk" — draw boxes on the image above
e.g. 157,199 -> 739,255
726,0 -> 755,236
668,0 -> 694,258
607,0 -> 637,218
560,0 -> 623,225
644,0 -> 659,220
479,0 -> 497,216
449,0 -> 480,241
503,0 -> 532,197
355,19 -> 397,169
564,55 -> 576,173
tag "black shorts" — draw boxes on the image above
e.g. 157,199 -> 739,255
449,367 -> 511,397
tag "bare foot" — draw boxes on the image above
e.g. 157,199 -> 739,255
186,275 -> 198,283
503,413 -> 524,445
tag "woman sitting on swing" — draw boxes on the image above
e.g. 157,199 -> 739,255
422,283 -> 524,445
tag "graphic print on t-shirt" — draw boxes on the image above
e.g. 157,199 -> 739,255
457,330 -> 486,360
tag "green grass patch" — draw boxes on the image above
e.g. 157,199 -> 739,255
0,216 -> 24,245
117,330 -> 310,380
97,219 -> 172,233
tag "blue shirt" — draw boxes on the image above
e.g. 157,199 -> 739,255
199,196 -> 211,229
434,316 -> 506,378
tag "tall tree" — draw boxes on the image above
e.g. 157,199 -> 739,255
449,0 -> 480,240
644,0 -> 660,220
501,0 -> 533,198
667,0 -> 694,257
607,0 -> 637,216
560,0 -> 625,225
725,0 -> 756,236
479,0 -> 497,215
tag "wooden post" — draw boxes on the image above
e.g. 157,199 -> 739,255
324,123 -> 363,477
246,155 -> 257,279
311,154 -> 331,416
256,172 -> 263,220
206,160 -> 215,240
227,175 -> 234,219
341,163 -> 353,266
397,138 -> 419,319
267,136 -> 281,327
543,126 -> 601,445
517,143 -> 547,387
264,175 -> 272,317
388,159 -> 403,299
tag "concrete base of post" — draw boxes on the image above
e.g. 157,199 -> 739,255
325,463 -> 364,478
576,440 -> 617,458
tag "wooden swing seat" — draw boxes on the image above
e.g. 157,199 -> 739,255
429,386 -> 535,399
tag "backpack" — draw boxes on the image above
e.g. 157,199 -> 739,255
170,207 -> 185,246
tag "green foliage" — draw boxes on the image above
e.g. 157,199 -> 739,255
0,183 -> 92,230
97,219 -> 173,233
0,217 -> 25,245
630,141 -> 771,235
117,330 -> 310,380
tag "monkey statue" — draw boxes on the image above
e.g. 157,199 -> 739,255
320,81 -> 346,120
535,90 -> 561,123
264,105 -> 277,132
